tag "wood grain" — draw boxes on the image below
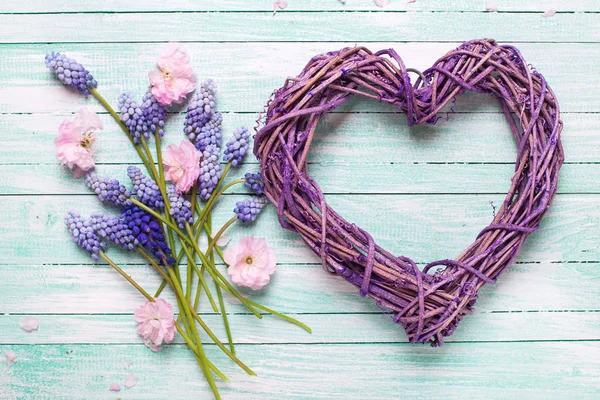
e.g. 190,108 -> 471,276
1,343 -> 599,399
1,1 -> 599,398
1,42 -> 598,113
2,12 -> 599,44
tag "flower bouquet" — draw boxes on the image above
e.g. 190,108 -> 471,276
46,43 -> 310,399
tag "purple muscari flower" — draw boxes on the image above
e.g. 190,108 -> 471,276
198,144 -> 222,201
90,213 -> 136,251
167,185 -> 193,229
127,166 -> 164,210
190,112 -> 223,153
118,92 -> 148,143
120,205 -> 175,265
85,172 -> 131,207
44,52 -> 97,95
65,211 -> 106,261
223,126 -> 250,167
184,80 -> 218,145
244,172 -> 265,195
234,197 -> 267,223
141,92 -> 167,137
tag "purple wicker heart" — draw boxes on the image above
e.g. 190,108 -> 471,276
253,39 -> 564,346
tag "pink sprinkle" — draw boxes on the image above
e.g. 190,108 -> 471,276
109,384 -> 121,392
374,0 -> 390,7
124,373 -> 138,388
19,316 -> 39,332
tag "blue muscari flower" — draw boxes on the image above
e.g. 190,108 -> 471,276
120,205 -> 175,265
184,80 -> 218,146
141,92 -> 167,137
45,52 -> 97,95
167,185 -> 193,229
244,172 -> 265,195
90,213 -> 136,251
65,211 -> 106,261
223,126 -> 250,167
85,172 -> 131,207
118,92 -> 148,143
234,196 -> 267,223
190,112 -> 223,153
198,144 -> 222,201
127,166 -> 164,210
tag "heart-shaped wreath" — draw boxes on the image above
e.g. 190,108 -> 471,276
253,39 -> 564,346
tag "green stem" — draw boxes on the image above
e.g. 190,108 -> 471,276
99,252 -> 154,302
175,325 -> 229,381
167,267 -> 220,398
206,217 -> 237,256
208,215 -> 235,355
154,279 -> 168,298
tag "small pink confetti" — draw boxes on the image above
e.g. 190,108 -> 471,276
4,350 -> 17,367
485,2 -> 498,12
19,316 -> 39,332
124,373 -> 138,388
374,0 -> 390,7
109,384 -> 121,392
542,8 -> 556,17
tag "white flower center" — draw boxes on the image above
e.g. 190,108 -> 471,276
160,67 -> 173,83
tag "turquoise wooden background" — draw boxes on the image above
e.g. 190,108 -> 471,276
1,1 -> 599,398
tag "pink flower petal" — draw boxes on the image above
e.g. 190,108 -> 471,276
374,0 -> 389,8
124,373 -> 138,388
19,316 -> 39,332
122,359 -> 132,370
542,8 -> 556,17
4,350 -> 17,367
485,2 -> 498,12
216,235 -> 231,247
109,384 -> 121,392
273,0 -> 287,12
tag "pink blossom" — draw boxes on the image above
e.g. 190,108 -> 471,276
55,108 -> 102,177
163,140 -> 201,193
223,236 -> 277,290
133,299 -> 176,349
148,43 -> 196,106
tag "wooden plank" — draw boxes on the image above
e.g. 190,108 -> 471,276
1,312 -> 599,345
3,0 -> 600,13
1,342 -> 599,398
1,112 -> 597,165
1,13 -> 599,44
0,193 -> 597,265
0,162 -> 597,196
1,42 -> 598,113
1,260 -> 598,314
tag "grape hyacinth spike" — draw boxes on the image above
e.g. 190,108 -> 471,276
45,52 -> 97,95
65,211 -> 106,261
84,172 -> 131,207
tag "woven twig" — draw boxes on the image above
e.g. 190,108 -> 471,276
253,39 -> 564,346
